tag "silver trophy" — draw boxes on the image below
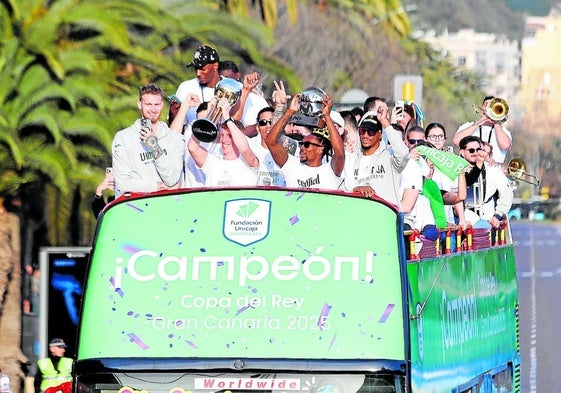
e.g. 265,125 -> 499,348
192,78 -> 243,142
299,86 -> 327,117
296,86 -> 327,128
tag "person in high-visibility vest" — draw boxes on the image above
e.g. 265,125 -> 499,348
37,338 -> 73,392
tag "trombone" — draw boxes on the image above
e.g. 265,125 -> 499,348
504,158 -> 540,186
473,98 -> 509,123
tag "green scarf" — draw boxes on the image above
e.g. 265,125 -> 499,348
423,178 -> 447,229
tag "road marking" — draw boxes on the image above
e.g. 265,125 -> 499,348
529,230 -> 537,393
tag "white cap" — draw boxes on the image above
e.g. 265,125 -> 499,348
330,111 -> 345,134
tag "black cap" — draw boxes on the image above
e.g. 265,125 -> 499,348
358,112 -> 382,133
49,338 -> 67,348
187,45 -> 220,69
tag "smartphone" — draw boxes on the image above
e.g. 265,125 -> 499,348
166,94 -> 182,104
105,167 -> 113,177
140,118 -> 151,132
393,100 -> 404,120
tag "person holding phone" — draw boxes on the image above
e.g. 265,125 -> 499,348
91,167 -> 115,218
112,83 -> 185,196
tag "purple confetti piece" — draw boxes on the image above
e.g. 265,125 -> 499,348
127,333 -> 149,349
378,304 -> 395,323
317,302 -> 332,330
110,277 -> 125,297
236,304 -> 254,316
122,244 -> 142,254
328,333 -> 337,350
125,203 -> 144,212
186,340 -> 198,349
289,215 -> 299,225
285,191 -> 294,196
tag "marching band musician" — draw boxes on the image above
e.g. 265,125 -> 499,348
459,136 -> 514,229
452,96 -> 512,164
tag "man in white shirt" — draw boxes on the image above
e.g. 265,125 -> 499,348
265,91 -> 345,190
459,135 -> 514,228
169,45 -> 222,126
188,99 -> 259,187
453,96 -> 512,164
342,108 -> 409,207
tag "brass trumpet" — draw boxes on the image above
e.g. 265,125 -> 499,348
505,158 -> 540,186
473,97 -> 509,123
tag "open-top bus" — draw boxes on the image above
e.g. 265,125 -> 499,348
75,187 -> 520,393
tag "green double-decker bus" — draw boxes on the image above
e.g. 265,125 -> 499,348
75,188 -> 520,393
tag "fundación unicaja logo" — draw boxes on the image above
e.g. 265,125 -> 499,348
223,199 -> 271,246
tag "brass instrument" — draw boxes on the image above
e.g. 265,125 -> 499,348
505,158 -> 540,186
192,77 -> 243,142
473,97 -> 509,123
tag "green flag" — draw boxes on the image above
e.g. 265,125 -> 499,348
416,145 -> 468,180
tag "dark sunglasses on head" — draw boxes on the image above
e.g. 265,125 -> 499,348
358,128 -> 379,136
258,119 -> 273,126
408,139 -> 424,145
466,147 -> 482,154
299,141 -> 323,149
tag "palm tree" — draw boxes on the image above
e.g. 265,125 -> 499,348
219,0 -> 410,36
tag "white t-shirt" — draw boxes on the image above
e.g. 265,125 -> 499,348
175,78 -> 216,125
240,93 -> 269,127
201,154 -> 258,187
281,156 -> 342,190
250,136 -> 286,186
456,122 -> 512,164
400,159 -> 434,230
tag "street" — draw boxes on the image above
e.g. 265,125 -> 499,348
512,221 -> 561,393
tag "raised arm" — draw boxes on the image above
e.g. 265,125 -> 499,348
169,93 -> 200,133
320,95 -> 345,177
188,133 -> 209,169
231,72 -> 261,137
219,99 -> 259,169
265,94 -> 300,168
452,116 -> 485,146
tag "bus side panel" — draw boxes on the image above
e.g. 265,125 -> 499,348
408,245 -> 519,392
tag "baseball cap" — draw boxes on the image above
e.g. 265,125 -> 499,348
358,111 -> 382,132
330,111 -> 345,129
187,45 -> 220,69
49,338 -> 67,348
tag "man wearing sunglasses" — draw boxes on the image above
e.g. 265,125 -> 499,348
265,91 -> 345,190
459,136 -> 513,228
249,107 -> 286,186
342,106 -> 408,207
453,96 -> 512,164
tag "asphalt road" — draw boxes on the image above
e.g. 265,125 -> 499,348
511,221 -> 561,393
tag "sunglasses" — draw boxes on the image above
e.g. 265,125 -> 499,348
466,147 -> 482,154
427,134 -> 445,141
358,128 -> 379,136
408,139 -> 424,145
299,141 -> 323,149
258,119 -> 273,126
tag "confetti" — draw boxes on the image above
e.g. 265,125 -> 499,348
378,304 -> 395,323
127,333 -> 148,349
